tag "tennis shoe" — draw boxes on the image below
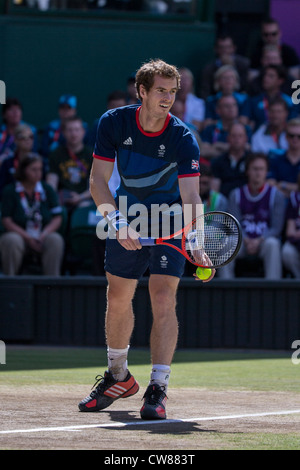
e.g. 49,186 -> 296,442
140,383 -> 167,420
78,370 -> 139,412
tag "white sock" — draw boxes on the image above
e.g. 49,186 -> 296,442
150,364 -> 171,392
107,346 -> 129,381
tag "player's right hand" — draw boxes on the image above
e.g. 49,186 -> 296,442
117,226 -> 142,250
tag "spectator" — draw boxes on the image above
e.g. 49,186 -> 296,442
0,98 -> 38,161
199,163 -> 228,212
218,152 -> 286,279
247,45 -> 295,96
46,115 -> 93,209
250,65 -> 298,130
106,90 -> 127,110
171,98 -> 198,132
200,34 -> 250,98
0,124 -> 44,200
176,67 -> 205,131
88,90 -> 127,149
210,122 -> 250,197
41,94 -> 89,158
0,154 -> 64,276
250,18 -> 300,78
201,95 -> 251,160
88,90 -> 127,195
171,98 -> 208,165
251,97 -> 289,154
267,118 -> 300,198
204,65 -> 250,127
282,174 -> 300,278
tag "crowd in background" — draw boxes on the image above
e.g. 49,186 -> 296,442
1,17 -> 300,279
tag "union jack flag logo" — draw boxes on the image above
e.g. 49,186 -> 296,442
191,159 -> 199,170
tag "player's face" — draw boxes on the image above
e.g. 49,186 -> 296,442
141,75 -> 178,119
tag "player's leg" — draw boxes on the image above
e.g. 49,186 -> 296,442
79,239 -> 148,412
148,274 -> 180,367
140,240 -> 185,420
78,274 -> 139,412
105,272 -> 137,351
140,274 -> 180,420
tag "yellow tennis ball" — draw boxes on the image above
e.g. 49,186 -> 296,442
196,266 -> 212,280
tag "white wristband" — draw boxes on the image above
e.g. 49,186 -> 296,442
106,210 -> 129,231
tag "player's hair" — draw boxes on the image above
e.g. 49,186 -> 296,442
135,59 -> 181,101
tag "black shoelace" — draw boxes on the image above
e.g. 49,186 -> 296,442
90,373 -> 113,395
143,385 -> 167,404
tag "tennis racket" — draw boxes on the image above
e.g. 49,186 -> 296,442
139,211 -> 242,268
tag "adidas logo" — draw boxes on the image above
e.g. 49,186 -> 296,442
123,137 -> 132,145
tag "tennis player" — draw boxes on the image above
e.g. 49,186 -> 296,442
79,59 -> 215,419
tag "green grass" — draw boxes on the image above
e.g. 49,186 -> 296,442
0,346 -> 299,392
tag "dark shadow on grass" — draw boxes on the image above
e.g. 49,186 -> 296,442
99,410 -> 218,436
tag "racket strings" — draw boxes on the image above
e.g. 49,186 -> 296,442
185,214 -> 240,267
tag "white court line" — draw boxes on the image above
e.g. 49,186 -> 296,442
1,409 -> 300,435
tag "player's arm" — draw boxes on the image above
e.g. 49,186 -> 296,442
90,158 -> 141,250
179,175 -> 216,282
178,175 -> 203,225
89,158 -> 116,216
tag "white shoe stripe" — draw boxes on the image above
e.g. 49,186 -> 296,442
111,384 -> 127,392
105,384 -> 128,397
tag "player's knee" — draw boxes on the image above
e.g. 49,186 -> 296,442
150,287 -> 177,315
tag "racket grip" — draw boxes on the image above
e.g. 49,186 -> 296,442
139,238 -> 156,246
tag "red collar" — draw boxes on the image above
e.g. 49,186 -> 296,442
136,106 -> 170,137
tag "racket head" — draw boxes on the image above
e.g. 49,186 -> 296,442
181,211 -> 242,268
